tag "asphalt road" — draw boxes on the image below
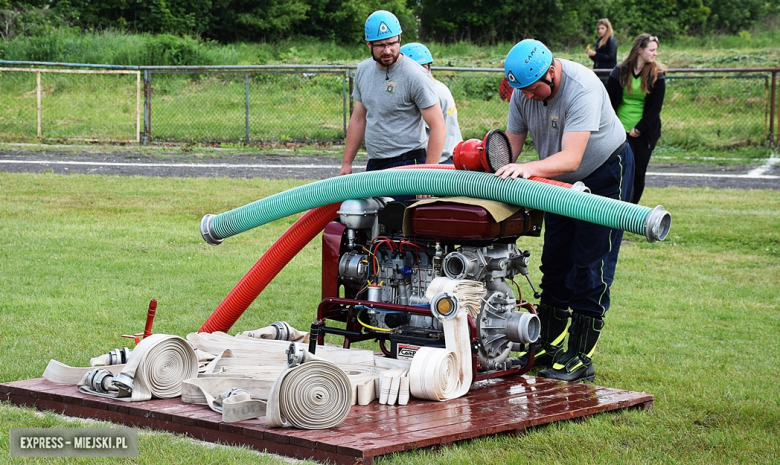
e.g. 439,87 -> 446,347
0,147 -> 778,190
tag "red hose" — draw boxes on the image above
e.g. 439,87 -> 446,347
199,203 -> 340,333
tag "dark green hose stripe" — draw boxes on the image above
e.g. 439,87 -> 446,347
209,170 -> 652,240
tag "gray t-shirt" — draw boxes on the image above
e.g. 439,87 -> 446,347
353,55 -> 439,160
507,59 -> 626,183
431,79 -> 463,163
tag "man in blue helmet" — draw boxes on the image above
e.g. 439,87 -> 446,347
400,42 -> 463,164
339,11 -> 445,176
495,39 -> 635,383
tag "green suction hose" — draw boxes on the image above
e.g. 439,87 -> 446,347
200,170 -> 671,245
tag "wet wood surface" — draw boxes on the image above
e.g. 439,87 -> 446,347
1,376 -> 653,465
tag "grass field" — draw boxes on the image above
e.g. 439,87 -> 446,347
1,172 -> 778,464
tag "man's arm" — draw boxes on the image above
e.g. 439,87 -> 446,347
420,103 -> 445,164
506,131 -> 528,162
495,131 -> 590,180
340,101 -> 367,175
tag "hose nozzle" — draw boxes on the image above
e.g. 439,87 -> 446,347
643,205 -> 672,242
200,214 -> 224,246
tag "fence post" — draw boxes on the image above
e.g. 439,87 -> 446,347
348,68 -> 354,117
773,70 -> 778,145
136,71 -> 141,144
36,71 -> 41,139
143,70 -> 151,145
245,73 -> 250,143
342,71 -> 347,138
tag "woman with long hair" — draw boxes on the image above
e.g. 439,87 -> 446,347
606,33 -> 666,204
586,18 -> 618,71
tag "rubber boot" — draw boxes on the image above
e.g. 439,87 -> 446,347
538,313 -> 605,382
515,302 -> 570,369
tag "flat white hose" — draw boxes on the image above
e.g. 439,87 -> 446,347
410,279 -> 475,401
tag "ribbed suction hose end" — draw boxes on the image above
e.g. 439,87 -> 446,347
200,214 -> 224,246
644,205 -> 672,243
571,181 -> 591,193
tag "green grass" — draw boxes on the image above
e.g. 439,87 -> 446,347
1,172 -> 779,464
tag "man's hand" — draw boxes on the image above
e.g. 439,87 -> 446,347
495,163 -> 533,180
339,163 -> 353,176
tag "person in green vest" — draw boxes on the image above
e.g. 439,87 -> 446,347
606,34 -> 666,204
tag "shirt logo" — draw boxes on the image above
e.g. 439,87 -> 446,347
385,80 -> 396,94
550,115 -> 559,130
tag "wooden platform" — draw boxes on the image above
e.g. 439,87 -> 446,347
1,376 -> 652,464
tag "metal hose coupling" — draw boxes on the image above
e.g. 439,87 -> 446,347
570,181 -> 591,193
643,206 -> 672,242
200,214 -> 223,246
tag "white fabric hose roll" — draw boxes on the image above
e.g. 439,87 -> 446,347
266,360 -> 353,429
77,334 -> 199,402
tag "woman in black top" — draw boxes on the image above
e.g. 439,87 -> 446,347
606,34 -> 666,204
586,18 -> 618,71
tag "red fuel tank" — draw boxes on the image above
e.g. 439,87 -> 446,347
408,202 -> 543,240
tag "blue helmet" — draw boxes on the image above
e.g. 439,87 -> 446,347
400,42 -> 433,66
504,39 -> 553,89
364,10 -> 402,42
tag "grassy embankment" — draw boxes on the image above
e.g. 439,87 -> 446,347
1,23 -> 778,162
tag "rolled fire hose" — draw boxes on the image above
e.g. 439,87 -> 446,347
408,281 -> 475,401
200,170 -> 671,246
183,357 -> 353,429
76,334 -> 198,402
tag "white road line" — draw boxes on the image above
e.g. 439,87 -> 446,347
646,172 -> 779,179
0,160 -> 341,169
0,159 -> 777,179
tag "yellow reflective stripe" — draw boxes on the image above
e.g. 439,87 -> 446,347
550,319 -> 570,346
586,343 -> 598,359
551,331 -> 566,346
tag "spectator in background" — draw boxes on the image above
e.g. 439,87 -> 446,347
339,10 -> 444,176
400,42 -> 463,164
606,33 -> 666,204
586,18 -> 618,83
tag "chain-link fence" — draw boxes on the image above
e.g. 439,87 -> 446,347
146,69 -> 347,142
1,63 -> 778,149
0,67 -> 140,142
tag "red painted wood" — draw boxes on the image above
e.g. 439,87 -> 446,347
1,376 -> 652,465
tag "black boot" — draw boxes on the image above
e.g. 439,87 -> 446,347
538,313 -> 604,382
516,302 -> 570,369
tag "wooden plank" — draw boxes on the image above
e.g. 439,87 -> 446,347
1,376 -> 652,465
